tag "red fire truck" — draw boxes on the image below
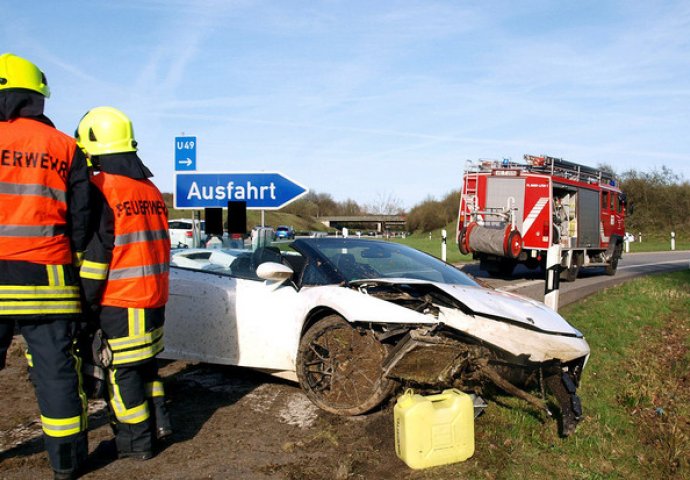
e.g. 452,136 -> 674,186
457,155 -> 628,281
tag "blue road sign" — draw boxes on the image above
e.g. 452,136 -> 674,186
175,172 -> 308,210
175,136 -> 197,171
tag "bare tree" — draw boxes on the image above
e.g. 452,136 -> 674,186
337,199 -> 364,216
365,192 -> 405,215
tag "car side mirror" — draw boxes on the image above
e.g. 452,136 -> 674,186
256,262 -> 294,287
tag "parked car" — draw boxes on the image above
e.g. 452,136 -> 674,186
171,247 -> 245,270
251,226 -> 274,241
168,219 -> 205,248
274,225 -> 295,240
162,238 -> 590,436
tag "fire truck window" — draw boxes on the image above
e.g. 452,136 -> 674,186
601,192 -> 609,210
610,193 -> 615,210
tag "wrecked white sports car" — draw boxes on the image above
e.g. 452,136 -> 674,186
162,238 -> 589,436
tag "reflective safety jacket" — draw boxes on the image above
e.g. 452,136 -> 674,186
0,117 -> 89,263
80,170 -> 170,309
1,110 -> 91,319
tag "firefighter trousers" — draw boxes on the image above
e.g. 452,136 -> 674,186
99,306 -> 170,455
0,317 -> 88,474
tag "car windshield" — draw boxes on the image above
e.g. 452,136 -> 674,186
292,238 -> 478,287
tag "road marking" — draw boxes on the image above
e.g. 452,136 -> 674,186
496,259 -> 689,293
619,259 -> 689,270
498,280 -> 543,292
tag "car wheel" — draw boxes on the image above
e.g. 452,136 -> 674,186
296,314 -> 395,416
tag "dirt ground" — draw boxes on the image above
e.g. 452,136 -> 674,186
0,334 -> 429,480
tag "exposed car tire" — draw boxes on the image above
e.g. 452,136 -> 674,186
296,315 -> 395,416
545,372 -> 582,437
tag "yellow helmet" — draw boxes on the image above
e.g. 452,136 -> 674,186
0,53 -> 50,97
75,106 -> 138,156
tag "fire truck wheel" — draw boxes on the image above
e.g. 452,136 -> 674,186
499,259 -> 517,276
525,257 -> 540,270
561,264 -> 579,282
605,243 -> 622,276
560,252 -> 583,282
482,258 -> 516,277
458,227 -> 469,255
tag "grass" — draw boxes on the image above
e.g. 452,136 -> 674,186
390,225 -> 689,264
413,270 -> 690,480
388,231 -> 471,265
625,237 -> 690,253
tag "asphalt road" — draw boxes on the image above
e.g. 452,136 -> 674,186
460,250 -> 690,307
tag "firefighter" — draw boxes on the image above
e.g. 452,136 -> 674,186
75,106 -> 172,460
0,53 -> 90,479
552,197 -> 568,242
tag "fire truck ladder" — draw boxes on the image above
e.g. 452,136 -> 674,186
524,155 -> 615,185
462,160 -> 480,222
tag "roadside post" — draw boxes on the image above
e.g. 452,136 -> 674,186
192,210 -> 202,248
625,236 -> 630,253
441,229 -> 447,262
544,244 -> 561,311
671,231 -> 676,251
252,227 -> 273,249
638,232 -> 642,243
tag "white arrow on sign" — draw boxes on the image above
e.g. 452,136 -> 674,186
179,158 -> 193,167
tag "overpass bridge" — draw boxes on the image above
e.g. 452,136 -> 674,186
318,215 -> 406,233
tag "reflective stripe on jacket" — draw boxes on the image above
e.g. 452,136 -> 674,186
0,118 -> 75,264
90,173 -> 170,308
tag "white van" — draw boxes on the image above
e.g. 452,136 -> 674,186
169,219 -> 205,248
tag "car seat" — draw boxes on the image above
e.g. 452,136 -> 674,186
229,253 -> 254,278
334,253 -> 360,279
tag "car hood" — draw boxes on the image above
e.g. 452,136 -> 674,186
349,278 -> 582,337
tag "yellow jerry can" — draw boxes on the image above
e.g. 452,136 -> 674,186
394,388 -> 475,469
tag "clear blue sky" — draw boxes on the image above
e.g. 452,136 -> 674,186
3,1 -> 689,209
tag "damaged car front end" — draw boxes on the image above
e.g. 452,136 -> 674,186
291,241 -> 589,437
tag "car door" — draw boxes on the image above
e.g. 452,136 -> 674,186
164,254 -> 304,371
233,278 -> 303,371
163,267 -> 241,365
